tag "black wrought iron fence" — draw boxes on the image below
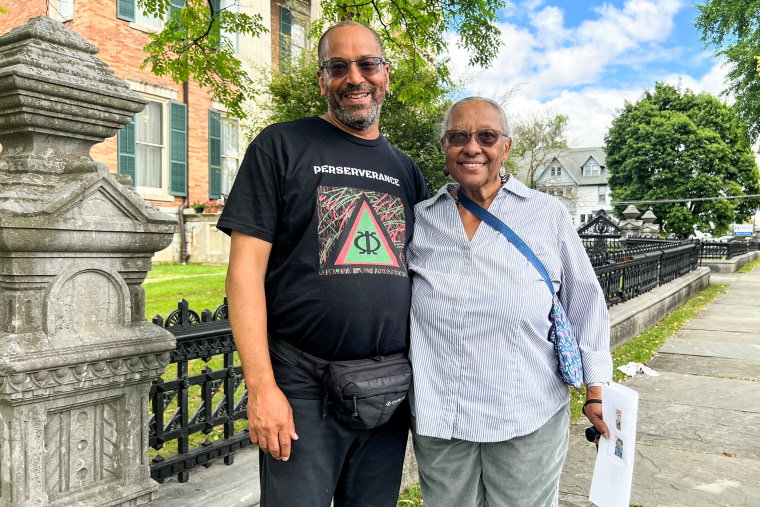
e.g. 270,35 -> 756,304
144,239 -> 706,482
592,243 -> 700,306
699,239 -> 757,260
149,299 -> 250,484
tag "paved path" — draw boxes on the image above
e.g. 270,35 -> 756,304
559,267 -> 760,506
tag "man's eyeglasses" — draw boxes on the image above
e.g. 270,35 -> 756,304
444,129 -> 507,147
320,57 -> 386,78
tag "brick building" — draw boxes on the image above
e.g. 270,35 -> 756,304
0,0 -> 316,263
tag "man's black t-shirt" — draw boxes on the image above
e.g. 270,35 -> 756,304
218,116 -> 429,361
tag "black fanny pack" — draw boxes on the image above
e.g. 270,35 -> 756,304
269,337 -> 412,430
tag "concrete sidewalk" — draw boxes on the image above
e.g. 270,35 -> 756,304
559,267 -> 760,506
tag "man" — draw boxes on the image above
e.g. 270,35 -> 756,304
217,21 -> 428,507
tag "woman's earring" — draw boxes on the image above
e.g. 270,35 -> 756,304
444,167 -> 450,176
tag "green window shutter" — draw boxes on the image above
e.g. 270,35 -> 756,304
279,7 -> 292,70
116,0 -> 135,22
209,0 -> 222,48
208,110 -> 222,199
169,101 -> 187,197
117,116 -> 136,187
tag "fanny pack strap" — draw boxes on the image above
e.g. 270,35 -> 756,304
268,335 -> 328,378
267,336 -> 333,418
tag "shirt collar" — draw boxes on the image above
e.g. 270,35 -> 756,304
421,174 -> 534,209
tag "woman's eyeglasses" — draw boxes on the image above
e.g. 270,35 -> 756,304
320,57 -> 386,78
444,129 -> 507,147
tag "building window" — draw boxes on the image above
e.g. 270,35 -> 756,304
212,0 -> 239,52
118,0 -> 185,29
598,185 -> 607,203
550,165 -> 562,177
209,110 -> 239,198
118,96 -> 187,199
221,117 -> 239,195
136,7 -> 162,27
135,102 -> 165,189
49,0 -> 73,21
583,161 -> 601,177
580,214 -> 586,223
279,6 -> 306,70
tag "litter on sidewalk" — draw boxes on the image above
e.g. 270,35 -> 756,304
617,362 -> 660,377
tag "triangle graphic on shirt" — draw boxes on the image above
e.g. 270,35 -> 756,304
332,199 -> 400,267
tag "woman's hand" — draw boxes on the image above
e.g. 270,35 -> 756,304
583,386 -> 610,444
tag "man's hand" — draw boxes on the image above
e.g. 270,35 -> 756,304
247,383 -> 299,461
584,386 -> 610,443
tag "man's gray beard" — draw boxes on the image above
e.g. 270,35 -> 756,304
327,86 -> 385,131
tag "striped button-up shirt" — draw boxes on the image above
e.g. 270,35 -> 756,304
408,177 -> 612,442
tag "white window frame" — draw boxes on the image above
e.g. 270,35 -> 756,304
220,116 -> 239,195
598,185 -> 607,203
583,162 -> 601,177
48,0 -> 73,21
127,80 -> 179,202
134,99 -> 170,200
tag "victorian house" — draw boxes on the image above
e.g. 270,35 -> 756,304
514,147 -> 613,227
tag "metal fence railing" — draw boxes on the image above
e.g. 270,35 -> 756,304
149,299 -> 249,484
145,233 -> 717,481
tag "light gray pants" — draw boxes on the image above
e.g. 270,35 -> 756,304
412,405 -> 570,507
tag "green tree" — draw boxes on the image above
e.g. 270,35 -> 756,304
141,0 -> 267,118
506,109 -> 569,188
605,82 -> 760,238
248,48 -> 455,193
695,0 -> 760,142
139,0 -> 503,117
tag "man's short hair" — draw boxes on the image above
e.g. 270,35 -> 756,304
318,21 -> 385,64
441,97 -> 510,138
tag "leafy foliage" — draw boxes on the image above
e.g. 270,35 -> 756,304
140,0 -> 267,118
507,110 -> 569,188
247,48 -> 456,194
139,0 -> 504,115
695,0 -> 760,142
314,0 -> 503,103
605,82 -> 760,238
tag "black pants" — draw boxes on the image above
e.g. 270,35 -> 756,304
259,348 -> 409,507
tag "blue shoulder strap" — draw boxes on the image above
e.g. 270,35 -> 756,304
457,189 -> 556,298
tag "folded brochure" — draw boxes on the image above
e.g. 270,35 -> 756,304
589,382 -> 639,507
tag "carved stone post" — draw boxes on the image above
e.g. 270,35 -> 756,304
640,207 -> 660,237
0,17 -> 177,506
618,205 -> 642,249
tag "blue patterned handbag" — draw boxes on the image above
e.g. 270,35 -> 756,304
458,191 -> 584,388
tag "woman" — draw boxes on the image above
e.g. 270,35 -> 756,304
408,97 -> 612,506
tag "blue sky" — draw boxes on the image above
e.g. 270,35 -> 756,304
447,0 -> 727,147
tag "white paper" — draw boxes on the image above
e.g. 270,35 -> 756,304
588,382 -> 639,507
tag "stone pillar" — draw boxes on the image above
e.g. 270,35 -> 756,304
640,207 -> 660,237
618,205 -> 642,249
0,17 -> 177,506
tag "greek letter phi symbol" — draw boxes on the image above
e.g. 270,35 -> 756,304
354,230 -> 381,255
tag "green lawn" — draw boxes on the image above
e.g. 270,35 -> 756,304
145,264 -> 228,320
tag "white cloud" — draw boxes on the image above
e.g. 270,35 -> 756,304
445,0 -> 729,148
661,59 -> 730,99
450,0 -> 686,98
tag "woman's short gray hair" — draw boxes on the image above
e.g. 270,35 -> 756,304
440,96 -> 510,139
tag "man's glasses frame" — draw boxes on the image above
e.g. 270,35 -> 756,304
444,129 -> 508,148
320,57 -> 386,78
